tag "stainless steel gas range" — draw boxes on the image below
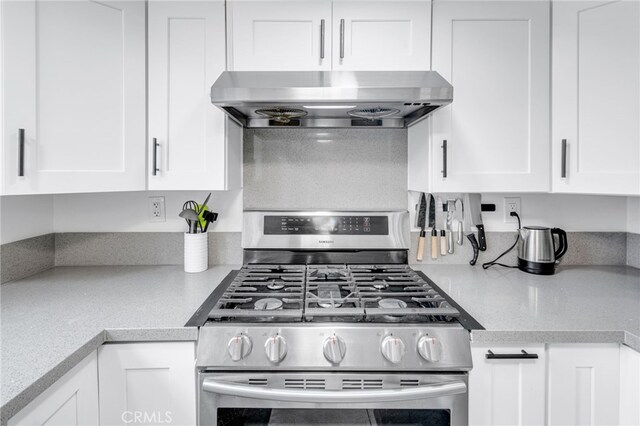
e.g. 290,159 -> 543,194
187,211 -> 483,426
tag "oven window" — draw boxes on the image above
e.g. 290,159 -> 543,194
216,408 -> 451,425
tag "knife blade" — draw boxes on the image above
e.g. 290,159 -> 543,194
416,193 -> 427,261
463,194 -> 480,265
467,193 -> 487,251
428,194 -> 438,260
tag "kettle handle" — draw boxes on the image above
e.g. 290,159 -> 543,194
551,228 -> 568,261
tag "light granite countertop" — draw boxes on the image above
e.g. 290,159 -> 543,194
0,265 -> 240,424
411,264 -> 640,351
1,264 -> 639,423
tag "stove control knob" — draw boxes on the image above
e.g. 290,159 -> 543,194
381,335 -> 406,364
323,335 -> 347,364
417,335 -> 443,363
264,334 -> 287,363
227,334 -> 252,361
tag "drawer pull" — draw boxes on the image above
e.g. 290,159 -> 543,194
486,349 -> 538,360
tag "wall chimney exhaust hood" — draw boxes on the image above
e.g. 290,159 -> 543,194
210,71 -> 453,129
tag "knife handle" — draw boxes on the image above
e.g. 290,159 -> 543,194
440,231 -> 447,256
477,224 -> 487,251
467,233 -> 479,266
447,229 -> 454,254
457,222 -> 464,245
417,230 -> 426,261
431,230 -> 438,260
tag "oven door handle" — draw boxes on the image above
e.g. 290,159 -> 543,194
202,379 -> 466,403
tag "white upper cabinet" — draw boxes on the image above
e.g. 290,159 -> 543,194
148,0 -> 240,191
552,0 -> 640,196
227,0 -> 430,71
1,0 -> 146,195
430,0 -> 550,193
228,0 -> 333,71
332,1 -> 431,71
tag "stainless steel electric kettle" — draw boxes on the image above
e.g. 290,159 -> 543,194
517,226 -> 568,275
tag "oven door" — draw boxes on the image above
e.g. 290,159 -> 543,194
199,372 -> 468,426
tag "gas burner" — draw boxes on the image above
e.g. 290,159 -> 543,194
254,298 -> 283,311
266,281 -> 285,290
378,298 -> 408,309
372,281 -> 389,290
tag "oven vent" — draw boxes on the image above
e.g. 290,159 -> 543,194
400,379 -> 420,387
342,379 -> 383,390
284,378 -> 326,389
248,378 -> 268,386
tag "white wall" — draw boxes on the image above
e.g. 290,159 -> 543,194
628,197 -> 640,234
409,192 -> 629,232
53,190 -> 242,233
0,195 -> 54,244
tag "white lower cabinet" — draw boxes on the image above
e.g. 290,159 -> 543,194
469,344 -> 546,426
8,351 -> 99,426
98,342 -> 196,426
620,345 -> 640,425
547,344 -> 620,425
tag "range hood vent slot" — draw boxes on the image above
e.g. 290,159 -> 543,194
350,119 -> 383,127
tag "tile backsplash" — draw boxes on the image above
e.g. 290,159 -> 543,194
243,128 -> 408,210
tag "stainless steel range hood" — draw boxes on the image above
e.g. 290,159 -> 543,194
210,71 -> 452,129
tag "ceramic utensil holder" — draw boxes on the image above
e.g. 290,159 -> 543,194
184,232 -> 208,273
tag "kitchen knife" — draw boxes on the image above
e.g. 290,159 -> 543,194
467,193 -> 487,251
416,193 -> 427,261
446,200 -> 455,254
439,200 -> 447,256
455,198 -> 464,245
463,194 -> 480,265
428,194 -> 438,260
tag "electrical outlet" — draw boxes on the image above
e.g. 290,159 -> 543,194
148,196 -> 166,222
504,197 -> 521,223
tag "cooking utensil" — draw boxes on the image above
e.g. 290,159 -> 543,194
179,209 -> 199,234
463,194 -> 480,265
446,200 -> 455,254
467,193 -> 486,251
428,194 -> 437,260
202,210 -> 219,232
438,200 -> 447,256
200,193 -> 211,213
416,193 -> 427,261
455,198 -> 464,245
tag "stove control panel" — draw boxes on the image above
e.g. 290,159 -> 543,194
264,215 -> 388,235
197,326 -> 472,371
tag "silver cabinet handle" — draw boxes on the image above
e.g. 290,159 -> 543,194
320,19 -> 325,59
561,139 -> 567,178
18,128 -> 25,177
152,138 -> 159,176
442,140 -> 448,178
339,19 -> 345,59
202,379 -> 466,403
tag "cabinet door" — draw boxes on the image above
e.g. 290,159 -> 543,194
1,0 -> 146,195
148,0 -> 238,191
619,345 -> 640,425
332,0 -> 431,71
552,1 -> 640,195
98,342 -> 196,426
548,344 -> 620,425
431,0 -> 550,192
8,351 -> 98,426
228,0 -> 332,71
469,344 -> 546,426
